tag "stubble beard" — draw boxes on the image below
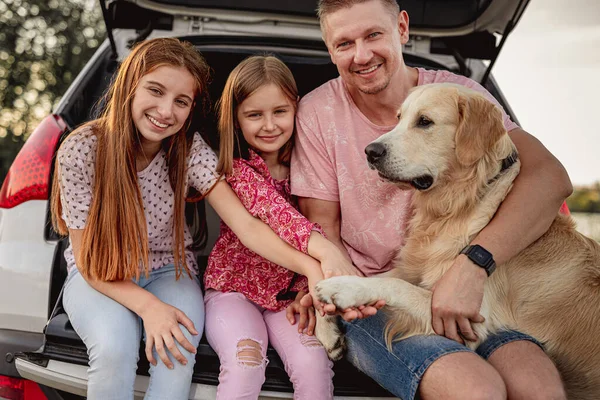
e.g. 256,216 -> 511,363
356,65 -> 393,95
358,77 -> 392,95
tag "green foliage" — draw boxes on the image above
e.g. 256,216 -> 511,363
0,0 -> 105,185
567,183 -> 600,213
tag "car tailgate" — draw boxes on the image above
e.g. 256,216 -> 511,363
15,292 -> 398,399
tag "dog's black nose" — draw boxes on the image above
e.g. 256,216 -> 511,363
365,142 -> 387,164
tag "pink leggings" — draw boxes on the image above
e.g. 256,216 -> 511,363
204,290 -> 334,400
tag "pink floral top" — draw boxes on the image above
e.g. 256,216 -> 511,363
204,150 -> 323,311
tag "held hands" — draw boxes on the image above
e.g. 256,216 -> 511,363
304,264 -> 384,320
139,299 -> 199,369
286,291 -> 316,335
305,232 -> 384,321
300,272 -> 386,322
317,242 -> 385,320
321,270 -> 385,321
431,254 -> 486,344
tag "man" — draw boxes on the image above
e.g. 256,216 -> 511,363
291,0 -> 572,399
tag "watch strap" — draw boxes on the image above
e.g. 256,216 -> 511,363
460,244 -> 496,276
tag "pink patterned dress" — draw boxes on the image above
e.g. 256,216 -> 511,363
204,150 -> 323,311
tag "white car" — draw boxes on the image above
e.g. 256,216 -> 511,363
0,0 -> 528,398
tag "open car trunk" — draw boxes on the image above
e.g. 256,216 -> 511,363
100,0 -> 530,82
16,33 -> 518,398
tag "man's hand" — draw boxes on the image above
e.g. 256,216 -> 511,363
431,254 -> 486,344
286,291 -> 316,335
334,302 -> 385,321
300,278 -> 385,322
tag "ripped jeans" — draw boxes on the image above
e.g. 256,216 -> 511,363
204,290 -> 334,400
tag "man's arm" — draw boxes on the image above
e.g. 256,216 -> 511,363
298,197 -> 351,262
298,197 -> 385,318
472,128 -> 572,263
431,127 -> 573,343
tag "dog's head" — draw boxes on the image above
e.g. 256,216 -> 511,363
365,83 -> 509,191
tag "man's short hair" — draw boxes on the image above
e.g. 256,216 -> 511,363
317,0 -> 400,36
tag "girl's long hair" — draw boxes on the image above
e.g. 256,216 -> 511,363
216,55 -> 298,175
51,38 -> 211,281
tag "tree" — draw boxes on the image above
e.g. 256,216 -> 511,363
0,0 -> 105,185
567,183 -> 600,214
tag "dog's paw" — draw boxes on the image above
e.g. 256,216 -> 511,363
316,276 -> 375,310
315,314 -> 346,361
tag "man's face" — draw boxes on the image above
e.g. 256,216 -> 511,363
323,0 -> 409,95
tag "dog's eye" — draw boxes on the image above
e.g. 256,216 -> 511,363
417,116 -> 432,127
396,113 -> 401,121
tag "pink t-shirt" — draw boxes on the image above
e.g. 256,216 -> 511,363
57,125 -> 221,275
290,68 -> 519,276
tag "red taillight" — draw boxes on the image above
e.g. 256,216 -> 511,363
560,201 -> 570,216
0,114 -> 66,209
0,375 -> 48,400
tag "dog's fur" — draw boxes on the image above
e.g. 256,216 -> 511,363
314,83 -> 600,399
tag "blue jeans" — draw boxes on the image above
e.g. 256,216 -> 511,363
63,264 -> 204,400
342,312 -> 544,400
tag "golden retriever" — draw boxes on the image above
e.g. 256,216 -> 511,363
314,83 -> 600,399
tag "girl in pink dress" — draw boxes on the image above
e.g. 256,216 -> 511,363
204,55 -> 347,399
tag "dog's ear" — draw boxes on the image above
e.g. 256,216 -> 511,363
455,92 -> 506,166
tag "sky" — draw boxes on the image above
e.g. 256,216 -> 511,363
492,0 -> 600,186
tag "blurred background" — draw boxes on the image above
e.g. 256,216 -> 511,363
0,0 -> 104,181
0,0 -> 598,239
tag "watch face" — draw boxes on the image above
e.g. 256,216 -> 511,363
471,246 -> 493,265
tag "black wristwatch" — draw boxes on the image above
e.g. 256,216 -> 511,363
460,244 -> 496,276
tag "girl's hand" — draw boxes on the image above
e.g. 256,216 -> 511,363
309,233 -> 363,278
139,299 -> 199,369
286,291 -> 316,335
320,256 -> 363,279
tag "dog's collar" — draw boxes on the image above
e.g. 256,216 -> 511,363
500,151 -> 519,173
488,150 -> 519,184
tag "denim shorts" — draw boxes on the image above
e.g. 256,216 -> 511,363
341,312 -> 544,400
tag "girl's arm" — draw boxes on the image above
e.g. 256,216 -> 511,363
206,180 -> 325,293
227,161 -> 359,277
68,229 -> 198,369
307,231 -> 363,277
187,135 -> 346,286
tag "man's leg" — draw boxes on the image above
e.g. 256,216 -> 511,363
477,330 -> 566,400
342,313 -> 506,400
419,352 -> 506,400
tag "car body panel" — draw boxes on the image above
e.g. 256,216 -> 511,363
101,0 -> 529,82
0,200 -> 55,332
106,0 -> 527,38
16,358 -> 398,399
0,330 -> 43,377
